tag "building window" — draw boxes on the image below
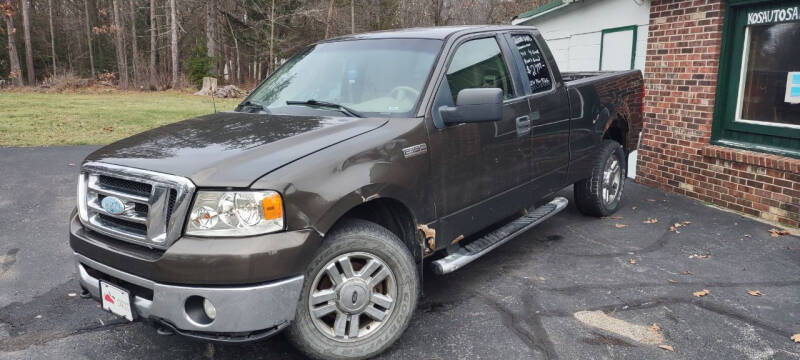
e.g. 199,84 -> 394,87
712,0 -> 800,158
600,26 -> 637,71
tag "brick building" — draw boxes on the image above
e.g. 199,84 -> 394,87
638,0 -> 800,228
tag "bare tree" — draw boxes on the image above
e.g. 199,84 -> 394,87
129,0 -> 139,84
170,0 -> 178,88
112,0 -> 129,88
269,0 -> 275,73
148,0 -> 156,88
83,0 -> 95,78
324,0 -> 334,38
48,0 -> 56,74
1,1 -> 23,86
20,0 -> 34,84
206,0 -> 218,75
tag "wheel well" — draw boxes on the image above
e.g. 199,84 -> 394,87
604,117 -> 629,153
331,198 -> 422,261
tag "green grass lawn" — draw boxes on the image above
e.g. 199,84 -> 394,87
0,91 -> 242,146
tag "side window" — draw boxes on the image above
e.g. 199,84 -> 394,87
445,37 -> 514,102
512,34 -> 552,94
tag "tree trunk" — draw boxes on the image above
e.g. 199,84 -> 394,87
112,0 -> 129,89
205,0 -> 217,75
20,0 -> 34,85
351,0 -> 355,33
324,0 -> 334,38
149,0 -> 156,89
170,0 -> 178,88
269,0 -> 275,74
225,16 -> 240,84
83,0 -> 95,77
48,0 -> 56,74
3,5 -> 23,86
129,0 -> 139,85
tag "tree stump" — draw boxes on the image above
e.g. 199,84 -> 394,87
194,77 -> 218,96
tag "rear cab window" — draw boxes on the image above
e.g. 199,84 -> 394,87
509,33 -> 553,94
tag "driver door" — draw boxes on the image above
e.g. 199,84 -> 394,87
426,34 -> 532,244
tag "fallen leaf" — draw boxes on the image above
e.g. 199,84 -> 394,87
673,222 -> 683,228
689,254 -> 710,259
615,223 -> 628,228
632,206 -> 638,210
652,323 -> 660,331
629,258 -> 638,264
67,292 -> 77,297
681,270 -> 693,275
746,290 -> 762,296
667,279 -> 677,283
35,315 -> 42,319
744,234 -> 751,237
659,344 -> 674,352
683,221 -> 692,225
647,199 -> 656,202
792,333 -> 800,343
610,215 -> 624,220
693,289 -> 710,297
669,225 -> 680,233
644,217 -> 659,224
769,228 -> 789,237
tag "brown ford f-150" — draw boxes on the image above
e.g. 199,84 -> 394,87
70,25 -> 643,359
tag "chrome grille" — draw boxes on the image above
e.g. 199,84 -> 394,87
77,162 -> 195,249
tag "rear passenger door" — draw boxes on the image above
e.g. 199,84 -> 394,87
504,31 -> 572,201
426,33 -> 532,244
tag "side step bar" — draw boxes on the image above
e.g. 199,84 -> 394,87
431,197 -> 568,275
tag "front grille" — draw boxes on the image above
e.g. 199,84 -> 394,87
78,162 -> 195,249
98,175 -> 152,197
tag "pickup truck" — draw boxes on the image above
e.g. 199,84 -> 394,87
70,25 -> 643,359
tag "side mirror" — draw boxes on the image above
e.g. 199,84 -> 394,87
439,88 -> 503,125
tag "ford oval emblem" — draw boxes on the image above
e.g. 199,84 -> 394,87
101,196 -> 126,215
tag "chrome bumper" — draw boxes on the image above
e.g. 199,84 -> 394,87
75,252 -> 303,334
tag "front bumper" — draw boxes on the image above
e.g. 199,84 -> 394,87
76,252 -> 304,337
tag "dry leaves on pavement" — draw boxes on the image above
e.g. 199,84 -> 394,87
747,290 -> 762,296
658,344 -> 674,352
615,223 -> 628,228
693,289 -> 710,297
629,258 -> 638,265
791,333 -> 800,343
769,228 -> 789,237
644,217 -> 659,224
689,254 -> 710,259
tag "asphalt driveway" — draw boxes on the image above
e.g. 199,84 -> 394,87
1,146 -> 798,359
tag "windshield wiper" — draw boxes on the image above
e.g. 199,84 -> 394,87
286,99 -> 364,118
236,100 -> 269,113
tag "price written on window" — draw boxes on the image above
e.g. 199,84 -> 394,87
513,34 -> 552,93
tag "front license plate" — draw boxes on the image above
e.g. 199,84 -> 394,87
100,281 -> 134,321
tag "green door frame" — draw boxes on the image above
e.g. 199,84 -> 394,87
599,25 -> 638,71
710,0 -> 800,158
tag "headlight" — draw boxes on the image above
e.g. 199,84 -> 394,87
186,191 -> 284,236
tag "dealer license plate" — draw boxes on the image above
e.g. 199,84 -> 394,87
100,281 -> 134,321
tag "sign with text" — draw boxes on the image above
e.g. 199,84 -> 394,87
747,5 -> 800,25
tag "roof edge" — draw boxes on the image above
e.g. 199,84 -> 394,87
513,0 -> 574,24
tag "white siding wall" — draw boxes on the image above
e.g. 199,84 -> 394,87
519,0 -> 651,73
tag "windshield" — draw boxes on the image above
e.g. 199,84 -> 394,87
245,39 -> 443,117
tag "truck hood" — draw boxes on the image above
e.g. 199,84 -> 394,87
86,112 -> 388,187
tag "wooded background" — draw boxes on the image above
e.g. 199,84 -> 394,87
0,0 -> 546,90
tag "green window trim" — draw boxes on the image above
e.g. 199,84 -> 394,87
599,25 -> 638,71
710,0 -> 800,159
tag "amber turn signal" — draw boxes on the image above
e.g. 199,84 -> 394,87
261,192 -> 283,220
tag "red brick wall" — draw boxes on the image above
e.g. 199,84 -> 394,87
637,0 -> 800,228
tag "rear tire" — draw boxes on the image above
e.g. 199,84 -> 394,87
286,219 -> 419,360
574,140 -> 626,217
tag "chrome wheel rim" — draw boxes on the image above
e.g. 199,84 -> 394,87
308,251 -> 397,342
602,156 -> 622,205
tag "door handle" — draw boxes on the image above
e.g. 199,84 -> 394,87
516,115 -> 531,136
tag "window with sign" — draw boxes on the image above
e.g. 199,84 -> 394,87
712,0 -> 800,158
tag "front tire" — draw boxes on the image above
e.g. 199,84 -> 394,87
287,219 -> 419,360
574,139 -> 626,217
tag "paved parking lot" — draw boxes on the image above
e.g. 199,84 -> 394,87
1,146 -> 798,359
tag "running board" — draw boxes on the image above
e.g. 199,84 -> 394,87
431,197 -> 568,275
